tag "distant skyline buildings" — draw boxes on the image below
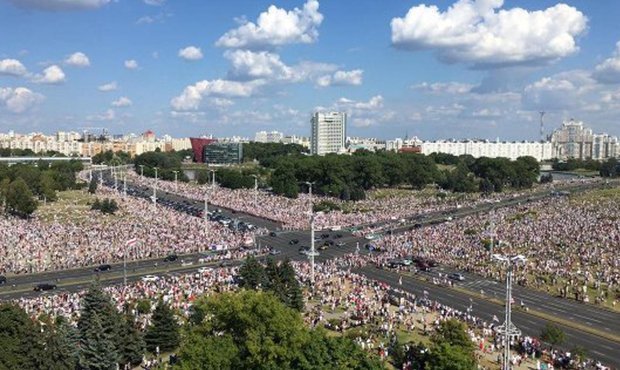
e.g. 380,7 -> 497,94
1,1 -> 620,140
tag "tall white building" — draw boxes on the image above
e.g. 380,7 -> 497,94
311,112 -> 346,155
420,140 -> 553,161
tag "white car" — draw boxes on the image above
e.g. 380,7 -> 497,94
181,261 -> 194,267
197,267 -> 212,274
305,250 -> 320,257
141,275 -> 159,282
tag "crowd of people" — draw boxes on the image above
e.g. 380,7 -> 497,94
0,186 -> 255,275
13,251 -> 609,369
126,170 -> 584,231
371,193 -> 620,306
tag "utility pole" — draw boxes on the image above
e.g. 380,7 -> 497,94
153,167 -> 158,206
123,170 -> 127,197
493,254 -> 525,370
251,175 -> 258,205
209,169 -> 217,187
173,170 -> 179,192
139,164 -> 144,177
305,181 -> 316,285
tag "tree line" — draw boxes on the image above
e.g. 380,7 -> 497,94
133,150 -> 190,182
0,160 -> 84,217
267,151 -> 541,199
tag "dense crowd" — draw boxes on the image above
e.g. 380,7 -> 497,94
372,194 -> 620,305
0,186 -> 255,275
126,171 -> 587,231
10,249 -> 611,369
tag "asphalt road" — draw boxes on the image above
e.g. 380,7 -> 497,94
357,267 -> 620,368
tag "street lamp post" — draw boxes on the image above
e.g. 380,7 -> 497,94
113,165 -> 118,191
251,175 -> 258,205
493,254 -> 526,370
304,181 -> 316,285
209,169 -> 217,187
153,167 -> 158,206
173,170 -> 179,192
123,170 -> 127,197
139,164 -> 144,177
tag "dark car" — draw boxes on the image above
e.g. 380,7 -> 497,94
0,275 -> 6,285
289,239 -> 299,245
34,283 -> 57,292
269,231 -> 277,237
94,264 -> 112,272
335,233 -> 343,239
163,254 -> 178,262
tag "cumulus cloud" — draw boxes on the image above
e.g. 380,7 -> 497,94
522,70 -> 596,110
6,0 -> 111,11
225,50 -> 336,84
87,108 -> 116,121
216,0 -> 323,49
593,42 -> 620,84
98,81 -> 118,92
33,65 -> 66,84
412,82 -> 474,94
0,59 -> 28,76
124,60 -> 139,70
178,46 -> 204,61
391,0 -> 587,67
143,0 -> 165,5
170,79 -> 264,111
111,96 -> 132,107
0,87 -> 44,113
336,95 -> 384,110
64,52 -> 90,67
316,69 -> 363,87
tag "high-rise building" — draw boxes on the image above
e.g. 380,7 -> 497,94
311,112 -> 346,155
550,119 -> 618,160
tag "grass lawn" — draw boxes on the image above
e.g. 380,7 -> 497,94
37,189 -> 120,224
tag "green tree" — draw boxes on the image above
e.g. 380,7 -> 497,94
270,161 -> 299,198
540,323 -> 566,346
5,177 -> 38,216
238,256 -> 267,290
118,314 -> 146,368
427,342 -> 476,370
180,290 -> 308,369
0,304 -> 44,370
78,312 -> 119,370
88,176 -> 98,194
39,171 -> 58,201
78,282 -> 122,363
41,316 -> 79,370
144,300 -> 180,353
431,319 -> 473,349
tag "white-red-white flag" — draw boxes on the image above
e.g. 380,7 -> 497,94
126,238 -> 138,247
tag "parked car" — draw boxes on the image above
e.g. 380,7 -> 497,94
269,231 -> 277,237
289,239 -> 299,245
163,254 -> 178,262
448,273 -> 465,281
269,249 -> 282,256
94,264 -> 112,272
141,275 -> 159,282
34,283 -> 57,292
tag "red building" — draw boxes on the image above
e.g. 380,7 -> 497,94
398,146 -> 422,153
189,137 -> 217,163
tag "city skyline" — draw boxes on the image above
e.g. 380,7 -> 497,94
1,0 -> 620,140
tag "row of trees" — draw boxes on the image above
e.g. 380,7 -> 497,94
267,151 -> 540,199
242,142 -> 309,167
92,150 -> 132,166
0,282 -> 178,370
91,198 -> 119,214
0,160 -> 84,217
133,150 -> 190,182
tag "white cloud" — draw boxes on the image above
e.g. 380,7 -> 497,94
136,11 -> 171,25
111,96 -> 132,107
178,46 -> 204,61
391,0 -> 587,67
6,0 -> 111,11
170,79 -> 264,111
0,87 -> 44,113
336,95 -> 384,110
522,70 -> 596,110
98,81 -> 118,92
316,69 -> 363,87
64,52 -> 90,67
87,108 -> 116,121
209,98 -> 234,108
412,82 -> 474,94
144,0 -> 165,5
33,65 -> 66,84
124,60 -> 139,70
216,0 -> 323,49
0,59 -> 28,76
225,50 -> 336,84
593,42 -> 620,84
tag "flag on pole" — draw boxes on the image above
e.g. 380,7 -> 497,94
126,238 -> 138,247
492,315 -> 499,322
399,276 -> 402,285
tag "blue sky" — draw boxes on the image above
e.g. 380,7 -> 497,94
1,0 -> 619,140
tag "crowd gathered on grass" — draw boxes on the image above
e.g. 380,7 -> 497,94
0,186 -> 258,275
